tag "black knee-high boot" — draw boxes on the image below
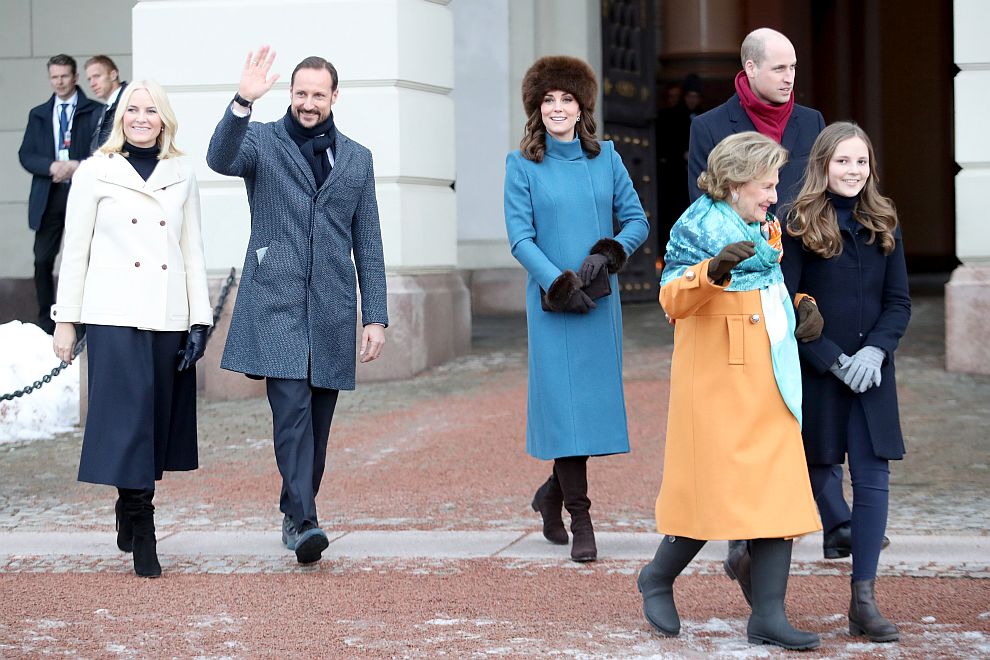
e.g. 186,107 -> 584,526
122,488 -> 161,578
747,538 -> 819,650
554,456 -> 596,562
114,489 -> 134,553
637,535 -> 707,636
531,469 -> 568,545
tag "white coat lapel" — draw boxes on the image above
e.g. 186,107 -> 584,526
145,158 -> 186,192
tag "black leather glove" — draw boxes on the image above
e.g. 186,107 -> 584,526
707,241 -> 756,283
177,324 -> 209,371
794,297 -> 824,342
578,253 -> 610,287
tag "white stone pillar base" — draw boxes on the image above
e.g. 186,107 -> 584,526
463,268 -> 527,315
945,265 -> 990,374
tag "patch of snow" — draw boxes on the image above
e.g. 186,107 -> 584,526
0,321 -> 78,442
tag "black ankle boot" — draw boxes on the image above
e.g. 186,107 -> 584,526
849,579 -> 899,642
123,488 -> 161,578
637,535 -> 706,636
747,538 -> 820,650
114,491 -> 133,553
531,473 -> 568,545
554,457 -> 596,562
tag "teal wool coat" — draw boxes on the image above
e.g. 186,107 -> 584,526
504,135 -> 649,460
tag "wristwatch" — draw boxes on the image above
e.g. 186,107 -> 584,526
232,93 -> 254,109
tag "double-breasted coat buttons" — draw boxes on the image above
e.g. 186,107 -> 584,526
134,261 -> 140,267
131,218 -> 137,224
750,314 -> 761,324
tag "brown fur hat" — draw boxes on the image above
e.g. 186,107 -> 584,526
522,56 -> 598,117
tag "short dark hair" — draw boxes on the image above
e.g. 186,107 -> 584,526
84,55 -> 119,73
47,54 -> 77,75
291,56 -> 338,90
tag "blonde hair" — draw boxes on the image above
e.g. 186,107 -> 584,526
98,80 -> 183,158
787,122 -> 897,258
697,132 -> 788,201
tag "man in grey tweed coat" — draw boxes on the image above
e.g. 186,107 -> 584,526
207,47 -> 387,564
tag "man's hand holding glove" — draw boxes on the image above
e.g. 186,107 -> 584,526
707,241 -> 755,283
177,324 -> 210,371
794,297 -> 824,342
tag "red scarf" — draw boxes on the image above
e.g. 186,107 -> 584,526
734,70 -> 793,143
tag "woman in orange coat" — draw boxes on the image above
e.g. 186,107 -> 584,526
637,132 -> 823,650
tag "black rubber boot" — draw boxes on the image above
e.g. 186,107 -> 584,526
531,472 -> 568,545
849,579 -> 899,642
747,538 -> 820,650
723,540 -> 752,606
123,488 -> 161,578
114,490 -> 133,553
554,456 -> 596,562
637,535 -> 706,636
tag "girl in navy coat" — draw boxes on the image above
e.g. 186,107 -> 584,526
782,122 -> 910,643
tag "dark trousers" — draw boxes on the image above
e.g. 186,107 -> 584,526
33,183 -> 69,333
809,400 -> 890,581
266,378 -> 339,529
811,464 -> 852,534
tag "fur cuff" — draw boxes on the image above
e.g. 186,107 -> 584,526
590,238 -> 627,273
545,270 -> 582,312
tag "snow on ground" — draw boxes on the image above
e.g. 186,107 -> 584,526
0,321 -> 79,443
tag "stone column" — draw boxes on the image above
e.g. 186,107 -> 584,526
947,0 -> 990,374
658,0 -> 743,91
133,0 -> 467,398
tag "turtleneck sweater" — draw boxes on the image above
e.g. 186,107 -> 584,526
826,190 -> 860,232
123,141 -> 161,181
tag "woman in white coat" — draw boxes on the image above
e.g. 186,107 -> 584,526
51,80 -> 212,578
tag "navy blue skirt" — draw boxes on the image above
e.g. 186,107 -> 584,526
78,324 -> 198,489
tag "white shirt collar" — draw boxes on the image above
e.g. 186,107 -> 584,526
56,90 -> 78,108
105,85 -> 123,107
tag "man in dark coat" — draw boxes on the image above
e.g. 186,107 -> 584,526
207,47 -> 387,565
18,54 -> 101,333
687,28 -> 824,217
84,55 -> 127,152
684,28 -> 836,604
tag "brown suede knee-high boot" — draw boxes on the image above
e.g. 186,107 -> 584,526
554,456 -> 596,562
531,470 -> 568,545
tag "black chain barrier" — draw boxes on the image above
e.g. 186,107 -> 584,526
0,267 -> 237,402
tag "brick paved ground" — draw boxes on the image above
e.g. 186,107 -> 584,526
1,295 -> 988,657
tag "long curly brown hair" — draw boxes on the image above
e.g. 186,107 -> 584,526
787,122 -> 898,258
519,106 -> 601,163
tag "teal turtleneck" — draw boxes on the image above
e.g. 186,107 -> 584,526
544,132 -> 584,161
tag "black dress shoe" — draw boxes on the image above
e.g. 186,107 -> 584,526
824,523 -> 890,559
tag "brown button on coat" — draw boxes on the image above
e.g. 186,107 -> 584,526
655,259 -> 821,540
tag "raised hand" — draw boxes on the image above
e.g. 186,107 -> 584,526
708,241 -> 756,282
238,46 -> 280,103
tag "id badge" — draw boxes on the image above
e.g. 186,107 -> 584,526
57,148 -> 70,161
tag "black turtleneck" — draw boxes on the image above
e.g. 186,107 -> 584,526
123,141 -> 161,181
827,190 -> 859,230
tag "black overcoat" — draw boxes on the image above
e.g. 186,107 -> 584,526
780,209 -> 911,463
687,94 -> 825,216
17,86 -> 101,230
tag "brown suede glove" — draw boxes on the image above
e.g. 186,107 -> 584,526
707,241 -> 756,283
795,297 -> 824,342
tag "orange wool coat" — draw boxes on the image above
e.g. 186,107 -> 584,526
655,259 -> 821,540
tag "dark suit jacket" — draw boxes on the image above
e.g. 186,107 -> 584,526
18,86 -> 101,230
688,93 -> 825,217
90,81 -> 128,153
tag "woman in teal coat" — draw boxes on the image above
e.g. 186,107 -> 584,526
504,56 -> 649,562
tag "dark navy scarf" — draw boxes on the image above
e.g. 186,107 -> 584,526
282,109 -> 336,187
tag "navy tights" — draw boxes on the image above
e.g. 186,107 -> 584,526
808,400 -> 890,581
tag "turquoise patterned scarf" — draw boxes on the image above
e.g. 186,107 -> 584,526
660,195 -> 802,425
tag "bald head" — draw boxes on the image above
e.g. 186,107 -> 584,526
741,28 -> 796,105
